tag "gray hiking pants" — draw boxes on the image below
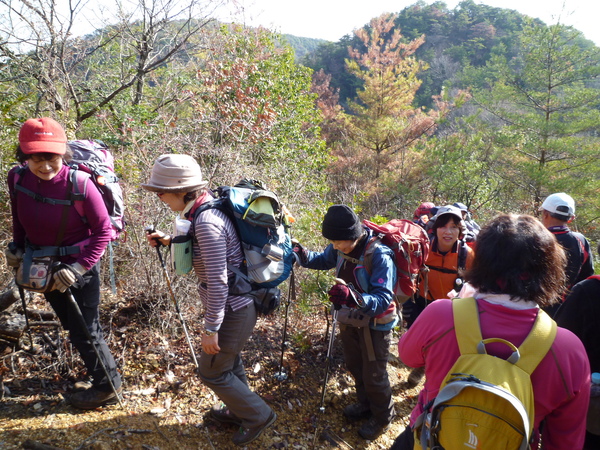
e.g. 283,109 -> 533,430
198,301 -> 273,428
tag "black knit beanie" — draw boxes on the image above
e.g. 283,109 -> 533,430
321,205 -> 364,241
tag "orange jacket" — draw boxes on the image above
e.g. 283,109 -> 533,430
419,239 -> 475,302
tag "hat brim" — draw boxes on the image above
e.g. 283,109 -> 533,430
141,181 -> 208,193
434,211 -> 463,222
21,141 -> 67,155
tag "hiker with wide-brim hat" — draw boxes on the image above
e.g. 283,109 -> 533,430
5,117 -> 122,409
143,154 -> 276,447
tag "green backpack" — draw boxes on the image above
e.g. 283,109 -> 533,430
414,297 -> 556,450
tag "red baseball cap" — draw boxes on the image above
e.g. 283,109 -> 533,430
18,117 -> 68,155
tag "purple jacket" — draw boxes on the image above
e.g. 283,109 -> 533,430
399,297 -> 590,449
8,164 -> 111,270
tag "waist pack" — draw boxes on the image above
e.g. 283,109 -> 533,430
335,305 -> 371,328
16,254 -> 56,293
16,245 -> 80,293
414,297 -> 556,450
249,287 -> 282,315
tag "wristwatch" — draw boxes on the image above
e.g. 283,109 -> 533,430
203,328 -> 217,337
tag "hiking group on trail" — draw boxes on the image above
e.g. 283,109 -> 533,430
3,117 -> 599,449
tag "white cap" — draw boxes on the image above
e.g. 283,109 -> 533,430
540,193 -> 575,218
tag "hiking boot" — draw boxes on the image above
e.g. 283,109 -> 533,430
405,366 -> 425,388
73,380 -> 93,391
209,404 -> 242,426
358,417 -> 391,441
70,387 -> 122,410
232,410 -> 277,446
343,402 -> 372,420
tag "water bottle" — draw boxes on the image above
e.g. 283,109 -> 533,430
591,373 -> 600,395
587,372 -> 600,435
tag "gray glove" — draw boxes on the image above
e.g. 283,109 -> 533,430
4,245 -> 23,268
52,262 -> 87,293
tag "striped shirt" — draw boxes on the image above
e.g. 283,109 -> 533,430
192,207 -> 252,331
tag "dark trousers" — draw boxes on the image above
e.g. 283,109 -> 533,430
340,325 -> 395,424
402,296 -> 427,329
390,426 -> 414,449
45,264 -> 121,392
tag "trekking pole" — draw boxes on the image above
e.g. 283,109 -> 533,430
274,266 -> 295,382
16,286 -> 35,351
145,227 -> 199,370
65,289 -> 125,409
319,306 -> 338,413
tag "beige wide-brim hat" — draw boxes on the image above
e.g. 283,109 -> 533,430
142,154 -> 208,193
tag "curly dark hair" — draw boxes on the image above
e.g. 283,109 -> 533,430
464,214 -> 567,306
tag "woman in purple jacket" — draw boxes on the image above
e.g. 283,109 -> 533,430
391,214 -> 590,449
5,118 -> 122,409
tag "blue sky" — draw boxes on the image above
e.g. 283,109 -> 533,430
219,0 -> 599,45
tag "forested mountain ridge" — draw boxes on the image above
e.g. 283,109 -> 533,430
282,34 -> 329,60
298,0 -> 599,108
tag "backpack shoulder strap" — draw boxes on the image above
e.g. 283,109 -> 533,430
515,309 -> 556,374
457,240 -> 468,270
13,166 -> 77,206
69,167 -> 89,221
452,297 -> 483,354
452,297 -> 556,374
339,233 -> 380,267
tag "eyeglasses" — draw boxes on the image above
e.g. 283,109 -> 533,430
29,154 -> 62,163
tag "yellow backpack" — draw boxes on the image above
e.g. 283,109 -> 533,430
414,297 -> 556,450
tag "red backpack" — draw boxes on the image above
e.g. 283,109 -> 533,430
363,219 -> 430,303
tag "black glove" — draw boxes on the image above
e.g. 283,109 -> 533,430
328,284 -> 361,310
292,239 -> 308,265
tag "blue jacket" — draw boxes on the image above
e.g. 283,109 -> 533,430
301,228 -> 398,330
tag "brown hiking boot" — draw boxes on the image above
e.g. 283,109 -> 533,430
70,387 -> 122,409
232,410 -> 277,446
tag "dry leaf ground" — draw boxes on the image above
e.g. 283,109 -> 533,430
0,290 -> 421,450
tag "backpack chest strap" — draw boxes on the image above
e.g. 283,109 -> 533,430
14,183 -> 75,206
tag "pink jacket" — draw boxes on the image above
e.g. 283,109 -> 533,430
399,297 -> 590,449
